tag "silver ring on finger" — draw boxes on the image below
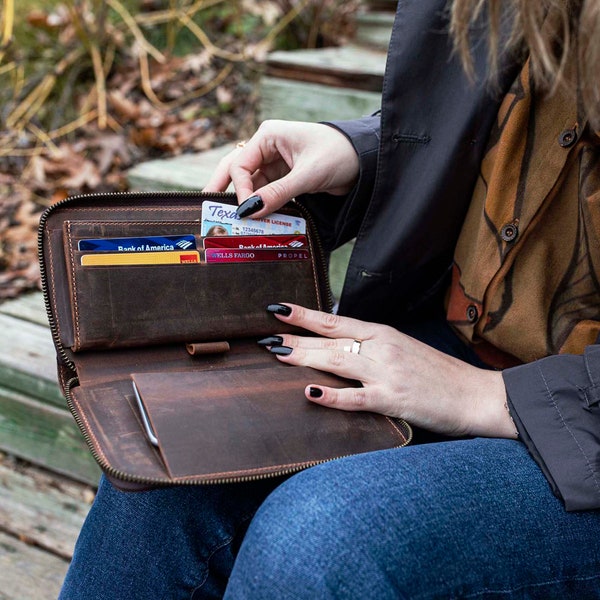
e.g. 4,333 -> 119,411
343,339 -> 362,355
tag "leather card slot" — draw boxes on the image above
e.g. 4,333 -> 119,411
63,220 -> 321,351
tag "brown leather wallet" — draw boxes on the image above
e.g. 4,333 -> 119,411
39,192 -> 411,490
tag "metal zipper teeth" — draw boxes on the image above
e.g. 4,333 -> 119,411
66,376 -> 412,486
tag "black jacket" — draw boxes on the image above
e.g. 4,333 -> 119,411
300,0 -> 600,511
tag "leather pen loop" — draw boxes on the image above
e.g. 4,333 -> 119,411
186,341 -> 231,356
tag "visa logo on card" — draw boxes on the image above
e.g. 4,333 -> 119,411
201,201 -> 306,236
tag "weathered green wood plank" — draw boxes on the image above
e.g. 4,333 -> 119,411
127,143 -> 236,192
0,462 -> 92,560
0,386 -> 101,486
265,45 -> 386,91
329,241 -> 354,301
355,10 -> 395,50
0,291 -> 49,327
0,530 -> 69,600
259,76 -> 381,123
0,312 -> 64,407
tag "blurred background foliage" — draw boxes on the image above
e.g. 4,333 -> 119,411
1,0 -> 359,150
0,0 -> 361,299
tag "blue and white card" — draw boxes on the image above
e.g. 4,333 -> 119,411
78,235 -> 197,253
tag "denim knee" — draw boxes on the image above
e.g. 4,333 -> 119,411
225,440 -> 600,600
224,454 -> 420,600
61,476 -> 279,600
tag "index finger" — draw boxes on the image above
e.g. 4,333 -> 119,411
202,148 -> 236,193
227,138 -> 281,203
267,303 -> 381,342
202,169 -> 233,194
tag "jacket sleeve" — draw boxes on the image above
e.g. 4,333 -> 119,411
503,344 -> 600,511
297,115 -> 381,251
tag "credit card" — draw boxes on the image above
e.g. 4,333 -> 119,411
203,234 -> 307,250
78,235 -> 196,252
201,200 -> 306,236
205,248 -> 310,264
81,250 -> 200,266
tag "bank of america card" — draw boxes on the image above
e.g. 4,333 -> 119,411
78,235 -> 196,252
205,248 -> 310,264
81,250 -> 200,266
201,200 -> 306,236
203,234 -> 307,250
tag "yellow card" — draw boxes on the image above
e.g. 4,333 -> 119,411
81,250 -> 200,266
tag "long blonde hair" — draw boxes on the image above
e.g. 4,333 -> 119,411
450,0 -> 600,129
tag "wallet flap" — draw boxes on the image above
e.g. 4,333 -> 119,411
64,342 -> 410,486
131,367 -> 408,481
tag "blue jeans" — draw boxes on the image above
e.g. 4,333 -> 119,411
59,319 -> 600,599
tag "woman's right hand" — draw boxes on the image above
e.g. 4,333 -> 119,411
202,120 -> 360,218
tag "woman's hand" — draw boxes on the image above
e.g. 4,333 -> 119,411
263,303 -> 518,440
202,120 -> 360,218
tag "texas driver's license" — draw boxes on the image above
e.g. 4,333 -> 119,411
200,200 -> 306,236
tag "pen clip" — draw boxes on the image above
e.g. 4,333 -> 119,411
132,380 -> 159,447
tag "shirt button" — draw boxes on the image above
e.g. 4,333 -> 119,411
558,128 -> 577,148
466,304 -> 479,323
500,222 -> 518,242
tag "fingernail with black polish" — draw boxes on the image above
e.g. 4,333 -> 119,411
257,335 -> 283,347
236,195 -> 264,219
266,303 -> 292,317
309,387 -> 323,398
269,346 -> 293,356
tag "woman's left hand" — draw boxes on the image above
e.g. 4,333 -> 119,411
265,303 -> 518,439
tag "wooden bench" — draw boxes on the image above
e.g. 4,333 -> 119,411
0,456 -> 93,599
0,293 -> 98,598
0,292 -> 100,486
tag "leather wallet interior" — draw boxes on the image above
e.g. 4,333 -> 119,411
39,192 -> 411,488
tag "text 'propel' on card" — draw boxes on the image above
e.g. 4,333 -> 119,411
201,200 -> 306,236
205,248 -> 310,264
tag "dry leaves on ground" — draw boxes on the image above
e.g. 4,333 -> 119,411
0,23 -> 261,300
